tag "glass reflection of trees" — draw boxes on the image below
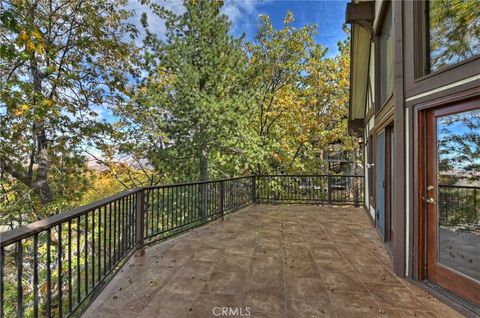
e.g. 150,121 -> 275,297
429,0 -> 480,72
437,109 -> 480,227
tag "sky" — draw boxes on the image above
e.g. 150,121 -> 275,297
128,0 -> 349,57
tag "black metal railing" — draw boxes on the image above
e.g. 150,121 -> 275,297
439,184 -> 479,227
0,174 -> 363,318
256,175 -> 364,206
0,189 -> 139,318
142,176 -> 254,241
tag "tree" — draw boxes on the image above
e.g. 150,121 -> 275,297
122,0 -> 254,183
0,0 -> 138,222
247,13 -> 357,174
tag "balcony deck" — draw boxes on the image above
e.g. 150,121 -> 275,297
82,204 -> 462,318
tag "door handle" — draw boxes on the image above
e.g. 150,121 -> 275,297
426,198 -> 436,205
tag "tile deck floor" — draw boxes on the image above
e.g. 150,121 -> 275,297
82,205 -> 464,318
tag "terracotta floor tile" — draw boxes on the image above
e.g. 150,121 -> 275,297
242,285 -> 285,316
328,291 -> 382,318
365,283 -> 428,311
286,298 -> 335,318
162,276 -> 207,300
204,270 -> 247,295
285,277 -> 329,302
354,265 -> 403,285
310,246 -> 343,259
381,308 -> 437,318
322,271 -> 369,293
188,293 -> 242,318
82,205 -> 464,318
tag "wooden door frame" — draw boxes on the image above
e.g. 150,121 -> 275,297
385,124 -> 394,245
418,98 -> 480,305
375,129 -> 386,239
411,88 -> 480,281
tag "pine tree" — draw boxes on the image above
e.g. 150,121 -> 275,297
129,0 -> 253,182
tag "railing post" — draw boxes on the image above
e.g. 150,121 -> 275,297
474,188 -> 477,214
136,189 -> 145,256
327,175 -> 332,204
251,175 -> 257,203
354,178 -> 360,207
219,181 -> 225,220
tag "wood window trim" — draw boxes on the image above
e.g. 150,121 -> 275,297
391,0 -> 406,277
373,0 -> 391,36
416,0 -> 480,79
404,1 -> 480,99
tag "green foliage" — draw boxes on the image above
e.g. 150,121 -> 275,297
247,14 -> 357,174
0,0 -> 138,222
117,3 -> 357,183
117,0 -> 255,181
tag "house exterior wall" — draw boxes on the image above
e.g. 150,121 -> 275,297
347,0 -> 480,315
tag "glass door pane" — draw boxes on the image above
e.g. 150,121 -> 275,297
436,108 -> 480,281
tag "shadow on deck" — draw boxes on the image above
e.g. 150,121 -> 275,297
83,205 -> 462,318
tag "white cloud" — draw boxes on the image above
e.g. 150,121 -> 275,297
221,0 -> 263,36
126,0 -> 263,44
126,0 -> 186,45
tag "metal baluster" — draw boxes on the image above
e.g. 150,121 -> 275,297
161,188 -> 165,231
68,220 -> 72,313
98,208 -> 102,282
92,210 -> 95,286
103,205 -> 107,276
85,213 -> 89,295
109,203 -> 112,270
47,228 -> 52,318
58,223 -> 63,318
33,235 -> 39,318
113,200 -> 117,264
0,247 -> 3,318
136,190 -> 145,256
156,188 -> 160,235
76,216 -> 81,305
16,241 -> 23,318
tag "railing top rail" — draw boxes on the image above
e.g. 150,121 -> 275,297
143,175 -> 255,190
257,174 -> 365,178
0,188 -> 141,248
439,184 -> 480,190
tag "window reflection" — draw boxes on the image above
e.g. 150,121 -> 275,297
380,5 -> 393,106
437,108 -> 480,281
428,0 -> 480,72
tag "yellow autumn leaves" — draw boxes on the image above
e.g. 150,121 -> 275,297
16,28 -> 45,55
12,99 -> 55,116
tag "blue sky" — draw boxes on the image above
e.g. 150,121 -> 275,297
225,0 -> 349,56
128,0 -> 349,57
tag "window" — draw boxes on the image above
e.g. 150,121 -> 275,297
379,5 -> 394,107
427,0 -> 480,73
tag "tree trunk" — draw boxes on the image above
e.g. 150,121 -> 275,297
198,146 -> 209,219
31,56 -> 54,206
